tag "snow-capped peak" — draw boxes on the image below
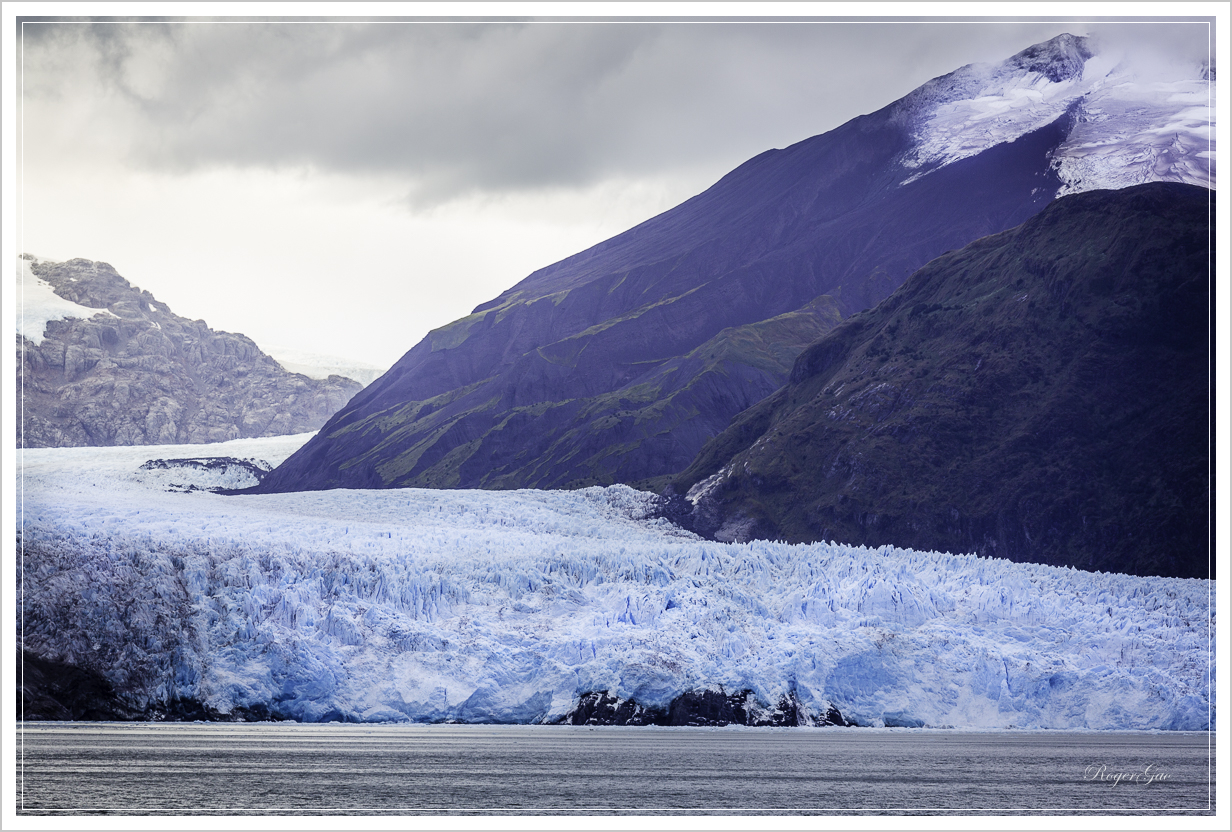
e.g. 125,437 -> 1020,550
896,33 -> 1214,194
1003,32 -> 1094,82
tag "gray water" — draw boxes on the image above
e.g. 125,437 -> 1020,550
15,723 -> 1214,816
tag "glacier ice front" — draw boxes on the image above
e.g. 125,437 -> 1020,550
17,437 -> 1213,729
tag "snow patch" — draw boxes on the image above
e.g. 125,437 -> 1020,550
16,256 -> 119,345
686,467 -> 731,506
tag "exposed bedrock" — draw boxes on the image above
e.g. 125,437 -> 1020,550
19,257 -> 361,448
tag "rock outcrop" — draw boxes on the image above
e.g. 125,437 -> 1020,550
561,688 -> 851,727
17,256 -> 362,447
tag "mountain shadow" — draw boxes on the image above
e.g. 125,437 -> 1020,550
667,183 -> 1211,579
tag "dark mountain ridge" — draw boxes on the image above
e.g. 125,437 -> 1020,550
667,183 -> 1211,579
256,36 -> 1096,495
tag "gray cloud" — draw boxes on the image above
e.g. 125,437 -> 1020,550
1084,19 -> 1214,78
19,18 -> 1212,207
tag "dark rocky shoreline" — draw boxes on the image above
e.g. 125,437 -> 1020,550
19,650 -> 853,727
559,689 -> 852,727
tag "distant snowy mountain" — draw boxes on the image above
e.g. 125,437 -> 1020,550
16,255 -> 362,447
262,345 -> 388,386
258,33 -> 1214,498
19,436 -> 1211,729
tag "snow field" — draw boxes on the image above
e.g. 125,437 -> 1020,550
17,436 -> 1213,729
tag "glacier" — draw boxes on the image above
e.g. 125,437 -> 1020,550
899,35 -> 1214,194
17,435 -> 1213,729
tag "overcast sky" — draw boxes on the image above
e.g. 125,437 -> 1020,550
13,6 -> 1216,368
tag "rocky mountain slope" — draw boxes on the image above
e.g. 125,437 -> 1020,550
17,255 -> 362,447
667,183 -> 1211,579
256,33 -> 1213,495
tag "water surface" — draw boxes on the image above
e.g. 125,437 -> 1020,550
15,723 -> 1214,816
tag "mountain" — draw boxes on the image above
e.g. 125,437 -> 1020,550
260,345 -> 389,386
17,255 -> 363,447
667,183 -> 1211,579
256,33 -> 1213,496
19,435 -> 1211,729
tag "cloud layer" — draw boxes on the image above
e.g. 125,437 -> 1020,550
15,16 -> 1215,366
28,19 -> 1208,207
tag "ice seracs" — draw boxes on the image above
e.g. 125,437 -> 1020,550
18,436 -> 1212,730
